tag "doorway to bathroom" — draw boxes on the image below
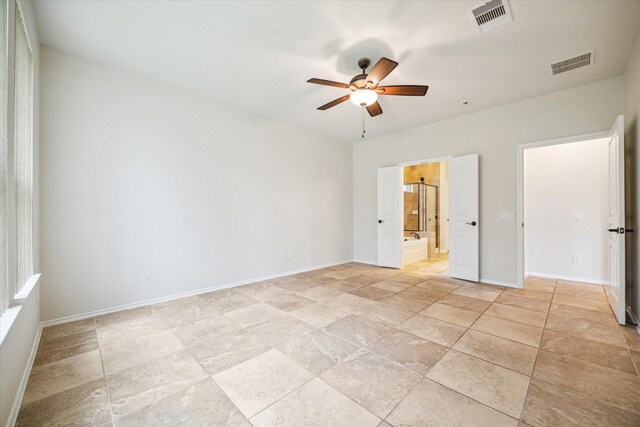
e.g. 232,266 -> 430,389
401,160 -> 449,272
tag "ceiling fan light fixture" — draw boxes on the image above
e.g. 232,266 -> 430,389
350,89 -> 378,107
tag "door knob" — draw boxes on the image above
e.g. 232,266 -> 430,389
378,220 -> 384,224
465,221 -> 477,226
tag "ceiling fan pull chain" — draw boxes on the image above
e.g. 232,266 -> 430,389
362,106 -> 366,139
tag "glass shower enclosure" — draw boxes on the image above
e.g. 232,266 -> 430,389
403,183 -> 439,246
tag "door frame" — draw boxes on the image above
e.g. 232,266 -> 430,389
515,130 -> 610,288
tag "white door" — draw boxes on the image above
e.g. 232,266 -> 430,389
377,166 -> 402,268
448,154 -> 479,281
607,115 -> 626,325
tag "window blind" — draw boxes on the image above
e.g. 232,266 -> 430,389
0,0 -> 7,316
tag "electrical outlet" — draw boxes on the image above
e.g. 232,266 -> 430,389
500,212 -> 514,221
572,254 -> 582,264
281,251 -> 287,260
287,250 -> 294,259
573,212 -> 582,222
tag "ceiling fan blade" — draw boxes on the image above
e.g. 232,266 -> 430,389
307,78 -> 350,89
366,101 -> 383,117
376,85 -> 429,96
366,57 -> 398,86
318,94 -> 351,110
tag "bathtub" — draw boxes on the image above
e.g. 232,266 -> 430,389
402,237 -> 428,265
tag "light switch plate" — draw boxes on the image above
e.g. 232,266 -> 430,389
500,212 -> 514,221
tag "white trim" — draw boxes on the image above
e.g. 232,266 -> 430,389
0,274 -> 39,345
397,155 -> 453,167
40,259 -> 352,327
13,273 -> 40,304
525,271 -> 607,285
351,259 -> 380,266
516,129 -> 611,289
479,277 -> 518,289
6,324 -> 41,427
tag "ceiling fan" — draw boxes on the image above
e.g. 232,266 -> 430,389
307,57 -> 429,118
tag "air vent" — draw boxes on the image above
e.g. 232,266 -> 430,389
468,0 -> 513,33
550,51 -> 594,75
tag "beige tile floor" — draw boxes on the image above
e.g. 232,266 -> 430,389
16,255 -> 640,426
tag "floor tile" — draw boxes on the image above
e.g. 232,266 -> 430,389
397,314 -> 466,347
288,302 -> 350,328
553,287 -> 607,301
198,289 -> 258,312
213,349 -> 314,418
322,270 -> 363,280
235,282 -> 285,300
555,280 -> 605,293
277,329 -> 359,375
416,278 -> 461,293
549,303 -> 617,326
96,309 -> 169,342
386,378 -> 518,427
495,293 -> 550,313
437,293 -> 492,313
107,349 -> 207,417
245,314 -> 316,347
94,306 -> 159,330
272,278 -> 317,292
427,350 -> 530,418
369,279 -> 412,293
264,293 -> 316,312
320,350 -> 421,418
33,341 -> 99,368
360,301 -> 414,326
116,377 -> 249,427
544,313 -> 626,347
502,289 -> 553,302
154,296 -> 223,327
552,294 -> 612,313
453,329 -> 538,375
397,286 -> 448,302
540,329 -> 636,374
16,379 -> 111,427
224,303 -> 285,328
250,378 -> 380,427
533,350 -> 640,414
323,280 -> 366,292
172,314 -> 240,347
472,315 -> 543,347
452,286 -> 501,302
420,302 -> 481,327
343,274 -> 386,286
325,314 -> 390,346
294,285 -> 344,302
523,278 -> 556,293
484,303 -> 547,328
39,318 -> 96,342
188,329 -> 270,375
621,325 -> 640,352
37,329 -> 98,354
378,292 -> 433,313
365,330 -> 447,375
100,328 -> 185,374
522,378 -> 640,426
350,286 -> 395,301
388,275 -> 426,285
22,349 -> 104,406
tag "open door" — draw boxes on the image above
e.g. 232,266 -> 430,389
448,154 -> 479,282
377,166 -> 402,268
607,115 -> 626,325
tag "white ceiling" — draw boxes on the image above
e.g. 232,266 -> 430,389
32,0 -> 640,142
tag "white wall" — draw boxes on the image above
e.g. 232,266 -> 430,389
353,77 -> 625,285
39,47 -> 352,321
624,27 -> 640,320
524,139 -> 609,283
1,1 -> 41,426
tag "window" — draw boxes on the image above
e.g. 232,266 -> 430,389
1,1 -> 34,318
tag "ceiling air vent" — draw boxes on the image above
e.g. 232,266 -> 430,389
468,0 -> 513,33
550,51 -> 594,75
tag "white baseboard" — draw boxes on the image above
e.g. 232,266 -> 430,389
41,259 -> 353,327
479,277 -> 518,289
6,325 -> 42,427
351,259 -> 379,267
526,271 -> 607,285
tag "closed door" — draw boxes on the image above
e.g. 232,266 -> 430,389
377,166 -> 402,268
448,154 -> 479,282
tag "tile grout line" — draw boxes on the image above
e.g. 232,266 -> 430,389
93,316 -> 117,427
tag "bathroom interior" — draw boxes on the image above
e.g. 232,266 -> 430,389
402,161 -> 449,267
